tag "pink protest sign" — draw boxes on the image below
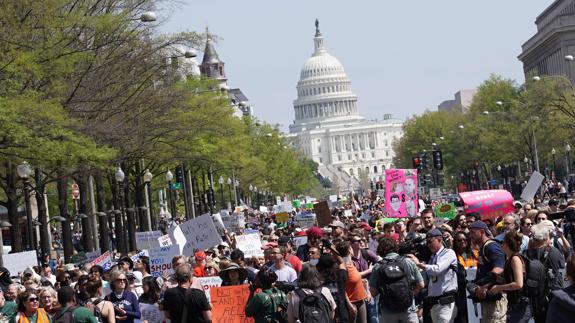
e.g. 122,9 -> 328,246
459,190 -> 514,220
385,169 -> 418,217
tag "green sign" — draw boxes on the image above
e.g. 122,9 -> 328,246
170,182 -> 182,190
291,200 -> 301,208
435,203 -> 456,219
306,202 -> 314,209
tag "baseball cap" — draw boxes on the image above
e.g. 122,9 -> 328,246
469,221 -> 489,231
194,251 -> 206,262
329,220 -> 345,229
426,228 -> 443,239
278,236 -> 291,246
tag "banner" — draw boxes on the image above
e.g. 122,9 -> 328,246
149,245 -> 180,277
210,285 -> 254,323
293,236 -> 308,249
89,251 -> 112,270
3,251 -> 37,275
385,169 -> 418,217
236,233 -> 264,258
313,201 -> 331,227
459,190 -> 514,220
172,214 -> 223,255
136,231 -> 162,250
295,213 -> 316,228
435,203 -> 456,219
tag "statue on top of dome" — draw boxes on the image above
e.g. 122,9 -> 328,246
315,18 -> 321,37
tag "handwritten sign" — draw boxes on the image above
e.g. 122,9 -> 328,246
275,212 -> 289,223
259,206 -> 268,213
172,214 -> 223,255
435,203 -> 456,219
281,201 -> 293,213
148,244 -> 180,277
157,234 -> 172,247
210,285 -> 254,323
459,190 -> 514,220
136,303 -> 166,323
221,213 -> 245,233
136,231 -> 162,250
89,250 -> 112,270
212,213 -> 226,236
313,201 -> 331,227
236,233 -> 264,258
295,213 -> 316,228
2,251 -> 37,275
343,209 -> 353,217
385,169 -> 418,218
192,276 -> 223,302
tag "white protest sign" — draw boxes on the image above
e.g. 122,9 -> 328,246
84,251 -> 101,263
293,236 -> 308,249
295,213 -> 316,228
343,210 -> 353,217
136,303 -> 166,323
221,213 -> 245,233
157,234 -> 172,247
89,251 -> 112,270
3,251 -> 37,275
149,244 -> 180,277
176,214 -> 223,255
136,231 -> 162,250
192,276 -> 223,303
130,250 -> 149,263
281,201 -> 293,213
236,233 -> 264,258
259,206 -> 268,213
211,213 -> 226,236
430,188 -> 442,201
520,171 -> 545,202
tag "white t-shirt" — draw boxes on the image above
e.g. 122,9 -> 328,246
270,264 -> 297,283
287,287 -> 337,320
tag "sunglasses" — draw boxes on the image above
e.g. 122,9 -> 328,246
523,223 -> 532,226
27,297 -> 39,302
116,278 -> 127,283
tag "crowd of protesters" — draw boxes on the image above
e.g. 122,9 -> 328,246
0,192 -> 574,323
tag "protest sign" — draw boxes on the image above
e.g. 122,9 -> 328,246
136,231 -> 162,250
291,200 -> 301,208
3,251 -> 37,275
149,245 -> 180,277
430,188 -> 442,201
71,252 -> 88,264
385,169 -> 418,218
210,285 -> 254,323
281,201 -> 293,213
89,251 -> 112,270
212,213 -> 226,236
293,236 -> 308,249
343,209 -> 353,217
313,201 -> 332,227
221,212 -> 245,233
295,213 -> 316,228
192,276 -> 223,303
305,202 -> 314,209
157,234 -> 172,247
459,190 -> 514,220
236,233 -> 264,258
259,206 -> 268,213
136,303 -> 165,323
275,212 -> 289,223
520,171 -> 545,202
131,250 -> 148,263
435,203 -> 456,219
173,214 -> 222,255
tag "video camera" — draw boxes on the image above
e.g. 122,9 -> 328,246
398,235 -> 431,262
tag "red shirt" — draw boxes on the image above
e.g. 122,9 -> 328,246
285,254 -> 302,273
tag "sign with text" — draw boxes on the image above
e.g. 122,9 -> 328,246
275,212 -> 289,223
313,201 -> 332,228
89,250 -> 112,270
520,171 -> 545,202
430,188 -> 442,201
210,285 -> 254,323
385,169 -> 418,218
434,203 -> 456,219
131,250 -> 149,263
459,190 -> 514,220
3,251 -> 37,275
149,244 -> 180,277
172,214 -> 223,255
295,213 -> 316,228
212,213 -> 226,236
157,234 -> 172,247
236,233 -> 264,258
221,213 -> 245,233
192,276 -> 223,303
293,236 -> 308,249
136,303 -> 166,323
136,231 -> 162,250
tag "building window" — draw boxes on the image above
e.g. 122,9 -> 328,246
319,157 -> 322,163
338,155 -> 341,161
382,165 -> 386,171
350,168 -> 354,175
371,152 -> 375,158
365,167 -> 370,173
362,153 -> 366,158
348,154 -> 352,160
386,151 -> 390,157
318,146 -> 321,153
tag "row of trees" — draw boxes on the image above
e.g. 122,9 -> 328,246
0,0 -> 319,261
393,74 -> 575,191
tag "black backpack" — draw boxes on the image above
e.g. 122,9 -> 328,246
323,281 -> 350,323
85,299 -> 105,323
378,256 -> 414,312
520,248 -> 551,318
263,289 -> 288,323
295,288 -> 332,323
54,306 -> 78,323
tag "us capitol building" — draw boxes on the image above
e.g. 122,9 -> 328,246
287,20 -> 403,189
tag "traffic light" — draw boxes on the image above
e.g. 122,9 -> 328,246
422,153 -> 429,170
175,165 -> 184,183
432,150 -> 443,170
412,157 -> 422,170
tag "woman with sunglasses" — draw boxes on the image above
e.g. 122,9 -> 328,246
105,270 -> 140,323
38,287 -> 59,317
14,290 -> 50,323
520,218 -> 533,237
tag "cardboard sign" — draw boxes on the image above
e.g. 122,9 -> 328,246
295,213 -> 316,228
313,201 -> 331,227
293,236 -> 308,249
210,285 -> 254,323
435,203 -> 456,219
149,244 -> 180,277
459,190 -> 514,220
192,276 -> 223,303
221,213 -> 245,233
291,200 -> 301,208
385,169 -> 418,217
3,251 -> 37,275
89,250 -> 112,270
173,214 -> 223,255
157,234 -> 172,247
236,233 -> 264,258
136,303 -> 166,323
343,209 -> 353,217
520,171 -> 545,202
275,212 -> 289,223
259,206 -> 268,213
212,213 -> 226,236
136,231 -> 162,250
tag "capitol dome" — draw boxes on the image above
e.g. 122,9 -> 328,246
291,20 -> 360,132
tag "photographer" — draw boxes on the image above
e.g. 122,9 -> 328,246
245,269 -> 287,323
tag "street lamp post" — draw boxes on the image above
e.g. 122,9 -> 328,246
17,162 -> 36,251
166,170 -> 176,218
114,166 -> 127,254
227,178 -> 233,208
234,179 -> 240,206
552,148 -> 557,180
566,144 -> 572,176
143,169 -> 154,231
218,176 -> 225,210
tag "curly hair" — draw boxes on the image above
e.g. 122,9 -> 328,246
306,226 -> 323,239
377,237 -> 399,257
16,290 -> 38,312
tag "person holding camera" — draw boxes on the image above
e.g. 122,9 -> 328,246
408,229 -> 458,323
245,269 -> 287,323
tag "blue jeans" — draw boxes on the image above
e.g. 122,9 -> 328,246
367,297 -> 379,323
507,298 -> 532,323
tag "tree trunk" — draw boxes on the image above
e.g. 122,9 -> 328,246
94,170 -> 110,254
57,169 -> 73,263
6,161 -> 22,252
34,168 -> 50,257
134,162 -> 148,231
108,172 -> 126,255
77,174 -> 94,252
122,162 -> 136,251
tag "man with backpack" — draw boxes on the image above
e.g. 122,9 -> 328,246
54,286 -> 99,323
369,237 -> 424,323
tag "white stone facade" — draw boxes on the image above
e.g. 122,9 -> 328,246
287,22 -> 403,187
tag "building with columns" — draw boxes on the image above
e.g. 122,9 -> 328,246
287,20 -> 403,190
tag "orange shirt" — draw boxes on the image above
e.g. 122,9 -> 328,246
457,249 -> 478,269
345,262 -> 367,302
193,265 -> 206,277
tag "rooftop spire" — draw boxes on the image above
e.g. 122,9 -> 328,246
313,19 -> 326,55
202,26 -> 221,64
315,18 -> 321,37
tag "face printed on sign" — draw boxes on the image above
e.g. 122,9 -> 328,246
390,195 -> 401,211
405,178 -> 416,195
392,182 -> 403,194
405,200 -> 416,217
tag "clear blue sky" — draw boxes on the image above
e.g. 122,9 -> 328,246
160,1 -> 552,130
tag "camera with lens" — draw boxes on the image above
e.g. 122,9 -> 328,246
399,235 -> 431,263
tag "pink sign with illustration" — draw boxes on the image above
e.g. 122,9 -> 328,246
459,190 -> 514,220
385,169 -> 418,218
